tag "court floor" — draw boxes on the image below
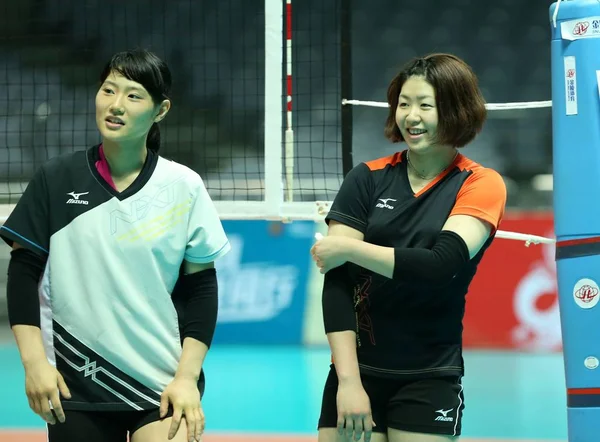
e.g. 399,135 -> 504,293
0,344 -> 567,441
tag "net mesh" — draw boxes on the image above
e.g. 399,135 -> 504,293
291,0 -> 344,202
0,1 -> 265,204
0,0 -> 344,212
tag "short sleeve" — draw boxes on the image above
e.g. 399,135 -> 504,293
0,167 -> 50,254
185,177 -> 231,263
325,163 -> 372,233
449,168 -> 507,230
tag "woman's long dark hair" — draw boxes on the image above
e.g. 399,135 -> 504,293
99,49 -> 172,152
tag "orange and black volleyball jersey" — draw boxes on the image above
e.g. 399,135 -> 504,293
325,149 -> 507,379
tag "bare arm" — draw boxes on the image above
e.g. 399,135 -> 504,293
13,325 -> 47,367
175,338 -> 208,382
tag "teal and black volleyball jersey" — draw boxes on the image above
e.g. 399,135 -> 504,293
1,145 -> 230,411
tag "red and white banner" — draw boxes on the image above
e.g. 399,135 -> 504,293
463,213 -> 561,351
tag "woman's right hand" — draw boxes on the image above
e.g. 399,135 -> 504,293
336,378 -> 376,442
23,360 -> 71,425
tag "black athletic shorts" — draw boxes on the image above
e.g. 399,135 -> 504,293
318,364 -> 465,436
47,372 -> 205,441
47,407 -> 174,442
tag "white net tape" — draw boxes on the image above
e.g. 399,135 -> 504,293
341,99 -> 553,111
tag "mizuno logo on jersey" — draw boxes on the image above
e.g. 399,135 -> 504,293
434,408 -> 454,422
66,191 -> 89,205
375,198 -> 396,209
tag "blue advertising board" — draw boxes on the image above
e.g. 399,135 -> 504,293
212,220 -> 316,344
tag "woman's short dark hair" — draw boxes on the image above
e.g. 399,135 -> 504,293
384,53 -> 487,148
99,49 -> 172,152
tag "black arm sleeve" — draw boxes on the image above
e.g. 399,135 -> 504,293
7,248 -> 46,327
321,163 -> 371,334
393,230 -> 470,284
171,268 -> 218,347
322,264 -> 356,334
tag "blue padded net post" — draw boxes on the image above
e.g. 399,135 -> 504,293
550,1 -> 600,441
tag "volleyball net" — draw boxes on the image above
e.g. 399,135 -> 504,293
0,0 -> 554,245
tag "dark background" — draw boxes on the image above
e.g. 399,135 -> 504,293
0,0 -> 553,206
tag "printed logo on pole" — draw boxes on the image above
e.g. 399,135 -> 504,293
573,21 -> 590,36
561,16 -> 600,40
585,356 -> 599,370
573,278 -> 600,309
564,56 -> 577,116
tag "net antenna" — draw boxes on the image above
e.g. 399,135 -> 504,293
284,0 -> 294,205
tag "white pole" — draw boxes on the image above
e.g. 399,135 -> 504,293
264,0 -> 284,217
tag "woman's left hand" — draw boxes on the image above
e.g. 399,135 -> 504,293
310,235 -> 351,273
160,376 -> 204,442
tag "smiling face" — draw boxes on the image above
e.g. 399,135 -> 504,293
384,54 -> 488,149
395,75 -> 440,154
95,71 -> 165,146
